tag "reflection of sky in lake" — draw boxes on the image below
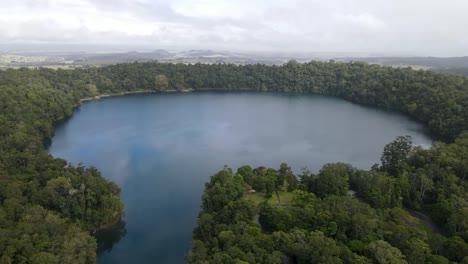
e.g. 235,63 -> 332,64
48,92 -> 433,264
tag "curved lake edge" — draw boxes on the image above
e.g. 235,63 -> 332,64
47,90 -> 437,233
48,91 -> 436,263
76,89 -> 438,143
80,89 -> 194,102
48,89 -> 439,154
48,89 -> 437,234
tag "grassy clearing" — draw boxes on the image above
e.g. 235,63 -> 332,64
246,191 -> 295,206
277,191 -> 295,205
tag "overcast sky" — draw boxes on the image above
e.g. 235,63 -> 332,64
1,0 -> 467,56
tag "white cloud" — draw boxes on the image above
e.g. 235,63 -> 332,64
0,0 -> 467,56
336,13 -> 386,30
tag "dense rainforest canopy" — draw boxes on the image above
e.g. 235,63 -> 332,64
188,134 -> 468,263
0,60 -> 467,263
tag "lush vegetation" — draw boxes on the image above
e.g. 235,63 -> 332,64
343,56 -> 468,69
188,134 -> 468,263
88,61 -> 467,140
0,69 -> 123,263
437,68 -> 468,78
0,60 -> 467,262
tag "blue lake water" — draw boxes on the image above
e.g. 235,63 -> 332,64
48,92 -> 433,263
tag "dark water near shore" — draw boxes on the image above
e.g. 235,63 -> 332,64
48,92 -> 432,264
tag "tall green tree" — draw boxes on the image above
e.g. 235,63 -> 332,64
381,136 -> 413,176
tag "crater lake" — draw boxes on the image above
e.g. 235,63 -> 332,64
48,92 -> 433,264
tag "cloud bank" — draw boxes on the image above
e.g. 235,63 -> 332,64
1,0 -> 467,56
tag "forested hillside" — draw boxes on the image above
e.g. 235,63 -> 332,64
187,134 -> 468,263
0,69 -> 123,263
88,61 -> 467,140
0,60 -> 467,263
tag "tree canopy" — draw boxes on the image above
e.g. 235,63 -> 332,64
0,60 -> 467,262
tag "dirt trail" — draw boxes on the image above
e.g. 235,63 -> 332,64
405,208 -> 442,234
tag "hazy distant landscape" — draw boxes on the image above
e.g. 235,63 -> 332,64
0,48 -> 369,68
3,47 -> 468,78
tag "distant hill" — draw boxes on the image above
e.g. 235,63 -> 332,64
3,49 -> 468,77
337,56 -> 468,69
66,49 -> 291,66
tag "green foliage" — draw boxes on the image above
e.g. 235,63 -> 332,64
313,163 -> 352,198
426,254 -> 450,264
278,163 -> 297,191
237,165 -> 296,199
154,74 -> 169,91
2,60 -> 468,263
92,61 -> 468,140
194,159 -> 468,263
367,240 -> 407,264
272,229 -> 344,264
0,206 -> 97,264
236,165 -> 253,186
442,236 -> 468,262
189,168 -> 283,263
381,135 -> 413,176
0,68 -> 123,262
350,170 -> 402,209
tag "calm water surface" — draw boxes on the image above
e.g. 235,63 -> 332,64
48,92 -> 432,264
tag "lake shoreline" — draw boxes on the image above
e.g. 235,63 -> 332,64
79,88 -> 263,102
92,207 -> 125,235
50,92 -> 434,263
80,89 -> 193,102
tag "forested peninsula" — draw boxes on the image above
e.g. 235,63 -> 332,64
0,61 -> 467,263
